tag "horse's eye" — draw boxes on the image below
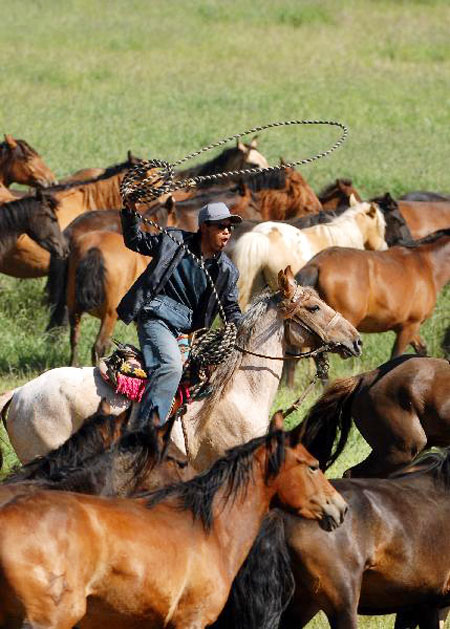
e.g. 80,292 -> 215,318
306,305 -> 320,313
309,464 -> 319,473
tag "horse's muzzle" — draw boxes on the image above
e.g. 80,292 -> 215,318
319,493 -> 348,531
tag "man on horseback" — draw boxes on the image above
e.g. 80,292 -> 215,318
117,202 -> 243,429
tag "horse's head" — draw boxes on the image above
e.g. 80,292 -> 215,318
27,191 -> 68,258
265,412 -> 348,531
352,199 -> 388,251
277,266 -> 362,358
234,136 -> 269,170
371,192 -> 413,246
1,134 -> 57,188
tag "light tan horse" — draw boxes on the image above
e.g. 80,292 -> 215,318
0,415 -> 347,629
234,200 -> 387,309
1,268 -> 362,468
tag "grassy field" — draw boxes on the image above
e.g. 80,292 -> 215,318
1,1 -> 450,626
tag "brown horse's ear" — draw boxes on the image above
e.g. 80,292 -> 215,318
269,411 -> 285,432
165,194 -> 175,213
249,135 -> 258,148
279,156 -> 288,166
277,266 -> 297,298
4,134 -> 18,149
237,139 -> 246,152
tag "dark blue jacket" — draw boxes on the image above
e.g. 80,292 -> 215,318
116,209 -> 242,327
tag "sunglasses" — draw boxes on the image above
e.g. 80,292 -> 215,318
206,222 -> 235,232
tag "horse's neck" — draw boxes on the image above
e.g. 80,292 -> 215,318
85,176 -> 122,209
0,155 -> 12,186
211,458 -> 273,575
329,214 -> 365,248
0,200 -> 30,239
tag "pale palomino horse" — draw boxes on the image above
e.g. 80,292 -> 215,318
233,199 -> 387,309
0,268 -> 362,470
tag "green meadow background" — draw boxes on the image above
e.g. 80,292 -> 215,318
1,1 -> 449,626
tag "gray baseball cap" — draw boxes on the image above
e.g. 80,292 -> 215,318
198,202 -> 242,226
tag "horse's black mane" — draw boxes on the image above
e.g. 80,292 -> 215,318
399,228 -> 450,248
0,194 -> 57,237
5,408 -> 127,484
143,427 -> 286,531
390,448 -> 450,489
45,157 -> 137,192
240,168 -> 287,191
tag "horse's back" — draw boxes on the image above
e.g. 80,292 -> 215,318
6,366 -> 130,462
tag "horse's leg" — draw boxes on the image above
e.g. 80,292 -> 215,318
344,441 -> 426,478
69,312 -> 82,367
391,323 -> 421,357
280,599 -> 320,628
92,310 -> 117,365
410,334 -> 428,356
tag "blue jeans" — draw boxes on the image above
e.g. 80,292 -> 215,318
135,318 -> 184,427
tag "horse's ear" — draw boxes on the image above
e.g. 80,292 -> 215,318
367,203 -> 378,218
237,140 -> 246,152
277,266 -> 297,298
269,411 -> 285,432
279,156 -> 288,166
98,397 -> 112,416
4,134 -> 17,149
349,193 -> 358,207
249,135 -> 258,148
165,194 -> 175,213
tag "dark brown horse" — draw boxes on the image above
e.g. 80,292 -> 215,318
0,417 -> 346,629
318,177 -> 362,210
0,191 -> 68,262
297,229 -> 450,357
300,355 -> 450,477
0,134 -> 57,188
277,450 -> 450,628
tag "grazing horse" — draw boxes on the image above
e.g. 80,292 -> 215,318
299,355 -> 450,478
277,450 -> 450,628
0,191 -> 68,262
0,134 -> 57,188
0,415 -> 347,629
296,229 -> 450,357
1,268 -> 362,467
234,201 -> 387,309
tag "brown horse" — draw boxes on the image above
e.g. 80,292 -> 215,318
0,416 -> 346,629
0,134 -> 57,188
299,355 -> 450,478
318,178 -> 362,210
0,191 -> 68,262
66,230 -> 150,365
297,229 -> 450,357
277,450 -> 450,629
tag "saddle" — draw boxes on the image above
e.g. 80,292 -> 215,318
99,339 -> 196,417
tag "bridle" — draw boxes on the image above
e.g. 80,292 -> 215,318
236,284 -> 344,361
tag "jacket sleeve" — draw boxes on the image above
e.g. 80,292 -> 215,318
121,208 -> 162,256
222,269 -> 243,326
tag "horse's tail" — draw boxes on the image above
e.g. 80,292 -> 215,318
46,253 -> 69,329
296,261 -> 319,288
299,375 -> 362,470
233,231 -> 270,309
75,247 -> 106,313
211,510 -> 294,629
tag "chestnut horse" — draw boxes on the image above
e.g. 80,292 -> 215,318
297,229 -> 450,357
0,191 -> 68,262
277,450 -> 450,628
1,268 -> 362,466
235,201 -> 387,309
0,134 -> 57,188
299,355 -> 450,478
0,416 -> 347,629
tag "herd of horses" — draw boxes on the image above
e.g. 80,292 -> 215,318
0,134 -> 450,627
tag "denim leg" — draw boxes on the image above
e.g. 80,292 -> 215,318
136,318 -> 183,425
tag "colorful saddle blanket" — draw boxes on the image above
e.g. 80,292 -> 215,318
99,338 -> 192,408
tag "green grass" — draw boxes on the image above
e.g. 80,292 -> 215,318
1,1 -> 450,626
